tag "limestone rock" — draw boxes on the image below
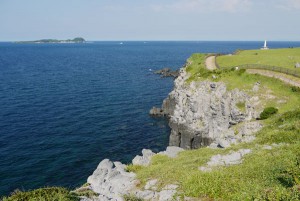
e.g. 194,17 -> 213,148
158,146 -> 184,158
150,107 -> 166,116
252,81 -> 260,92
160,67 -> 259,149
159,189 -> 177,201
199,149 -> 252,172
132,149 -> 155,166
145,179 -> 158,190
87,159 -> 136,201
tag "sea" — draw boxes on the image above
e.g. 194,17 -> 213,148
1,41 -> 300,196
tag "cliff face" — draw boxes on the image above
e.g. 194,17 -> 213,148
160,68 -> 260,149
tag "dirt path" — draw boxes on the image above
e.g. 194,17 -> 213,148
205,56 -> 217,70
247,69 -> 300,87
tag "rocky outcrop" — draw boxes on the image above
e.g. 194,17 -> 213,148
199,149 -> 252,172
132,149 -> 155,166
84,146 -> 184,201
154,68 -> 179,78
87,159 -> 137,201
155,68 -> 261,149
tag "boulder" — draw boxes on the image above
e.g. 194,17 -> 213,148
87,159 -> 137,201
158,146 -> 184,158
199,149 -> 252,172
132,149 -> 155,166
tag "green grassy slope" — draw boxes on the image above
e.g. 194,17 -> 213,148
217,48 -> 300,71
129,53 -> 300,200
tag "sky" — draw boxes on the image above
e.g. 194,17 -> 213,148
0,0 -> 299,41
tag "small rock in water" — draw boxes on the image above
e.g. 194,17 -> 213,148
154,68 -> 179,78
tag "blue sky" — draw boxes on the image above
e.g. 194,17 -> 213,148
0,0 -> 299,41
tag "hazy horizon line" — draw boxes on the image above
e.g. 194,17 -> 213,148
1,40 -> 300,42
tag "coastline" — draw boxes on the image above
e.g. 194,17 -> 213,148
3,45 -> 300,200
79,49 -> 300,200
78,57 -> 264,200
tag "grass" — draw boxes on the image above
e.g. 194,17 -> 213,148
127,53 -> 300,200
1,187 -> 79,201
129,110 -> 300,200
217,48 -> 300,71
236,102 -> 246,112
123,194 -> 144,201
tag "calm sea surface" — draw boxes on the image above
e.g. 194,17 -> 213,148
1,41 -> 300,195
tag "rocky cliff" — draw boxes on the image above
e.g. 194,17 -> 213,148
152,67 -> 261,149
82,62 -> 264,201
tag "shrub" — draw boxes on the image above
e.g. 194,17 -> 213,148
236,69 -> 246,76
260,107 -> 278,120
291,86 -> 300,93
2,187 -> 79,201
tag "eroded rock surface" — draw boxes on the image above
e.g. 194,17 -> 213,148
157,68 -> 261,149
84,146 -> 183,201
199,149 -> 252,172
132,149 -> 155,166
87,159 -> 137,201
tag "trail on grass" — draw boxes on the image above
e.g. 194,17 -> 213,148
205,56 -> 217,70
247,69 -> 300,87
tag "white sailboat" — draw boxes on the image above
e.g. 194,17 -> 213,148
261,40 -> 269,50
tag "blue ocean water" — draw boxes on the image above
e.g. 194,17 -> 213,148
1,41 -> 300,196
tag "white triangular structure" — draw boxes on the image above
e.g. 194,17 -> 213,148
261,40 -> 269,50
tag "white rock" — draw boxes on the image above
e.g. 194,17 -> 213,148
159,190 -> 177,201
87,159 -> 136,201
163,184 -> 178,190
217,139 -> 231,148
145,179 -> 158,190
132,149 -> 155,166
136,190 -> 158,200
158,146 -> 184,158
199,149 -> 252,172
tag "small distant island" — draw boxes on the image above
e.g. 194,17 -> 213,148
15,37 -> 86,44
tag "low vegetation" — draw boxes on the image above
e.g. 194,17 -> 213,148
259,107 -> 278,120
123,194 -> 144,201
217,48 -> 300,71
1,187 -> 79,201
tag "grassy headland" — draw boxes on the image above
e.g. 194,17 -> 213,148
129,52 -> 300,200
217,48 -> 300,71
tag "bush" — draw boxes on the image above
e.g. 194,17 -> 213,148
260,107 -> 278,120
2,187 -> 79,201
291,86 -> 300,93
236,69 -> 246,76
